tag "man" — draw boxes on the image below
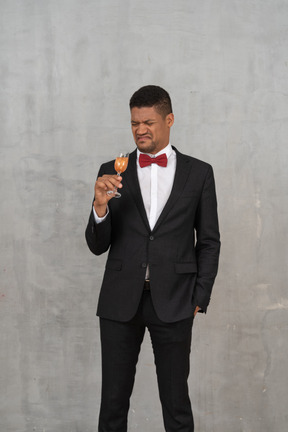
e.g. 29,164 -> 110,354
85,85 -> 220,431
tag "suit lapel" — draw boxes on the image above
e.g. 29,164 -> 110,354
152,148 -> 192,232
122,150 -> 150,231
123,147 -> 192,233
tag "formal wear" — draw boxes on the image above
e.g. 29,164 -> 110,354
94,144 -> 176,281
85,145 -> 220,431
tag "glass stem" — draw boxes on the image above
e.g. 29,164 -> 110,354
114,172 -> 121,192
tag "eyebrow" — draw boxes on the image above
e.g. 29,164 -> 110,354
131,119 -> 156,124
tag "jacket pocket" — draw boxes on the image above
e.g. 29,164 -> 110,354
175,262 -> 197,273
105,259 -> 122,271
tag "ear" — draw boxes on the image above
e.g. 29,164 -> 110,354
166,113 -> 174,128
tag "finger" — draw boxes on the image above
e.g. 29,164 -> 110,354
103,175 -> 123,186
96,180 -> 121,193
96,176 -> 122,191
100,175 -> 122,184
95,180 -> 112,192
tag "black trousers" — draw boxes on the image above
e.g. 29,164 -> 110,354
98,291 -> 194,432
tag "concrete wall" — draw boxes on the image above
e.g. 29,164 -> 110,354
1,0 -> 287,431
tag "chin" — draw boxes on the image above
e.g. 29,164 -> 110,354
137,141 -> 155,154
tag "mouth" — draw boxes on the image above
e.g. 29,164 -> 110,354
137,135 -> 151,143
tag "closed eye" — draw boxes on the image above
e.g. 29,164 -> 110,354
131,120 -> 156,127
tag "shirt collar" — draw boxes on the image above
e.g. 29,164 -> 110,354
137,143 -> 172,162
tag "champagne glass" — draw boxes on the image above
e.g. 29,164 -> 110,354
107,153 -> 129,198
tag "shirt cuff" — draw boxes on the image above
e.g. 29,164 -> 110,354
93,205 -> 109,223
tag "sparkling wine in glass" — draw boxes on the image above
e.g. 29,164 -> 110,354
107,153 -> 129,198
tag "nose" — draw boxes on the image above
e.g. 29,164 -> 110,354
137,123 -> 148,135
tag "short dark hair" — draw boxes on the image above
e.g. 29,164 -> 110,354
129,85 -> 173,118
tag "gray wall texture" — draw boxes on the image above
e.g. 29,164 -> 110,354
1,0 -> 288,431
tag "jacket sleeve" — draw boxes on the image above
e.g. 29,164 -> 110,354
85,165 -> 112,256
85,206 -> 112,255
194,165 -> 221,312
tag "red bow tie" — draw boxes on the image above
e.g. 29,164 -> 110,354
139,153 -> 168,168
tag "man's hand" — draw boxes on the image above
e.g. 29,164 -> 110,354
94,174 -> 123,217
194,306 -> 201,317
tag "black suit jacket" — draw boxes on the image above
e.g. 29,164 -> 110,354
85,147 -> 220,323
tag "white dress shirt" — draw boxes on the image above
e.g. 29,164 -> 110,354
137,143 -> 176,230
93,144 -> 176,230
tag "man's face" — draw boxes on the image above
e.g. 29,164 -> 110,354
130,106 -> 174,154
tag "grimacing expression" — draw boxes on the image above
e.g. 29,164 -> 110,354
130,106 -> 174,155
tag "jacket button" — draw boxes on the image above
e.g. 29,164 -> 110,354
149,235 -> 154,240
141,263 -> 147,268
